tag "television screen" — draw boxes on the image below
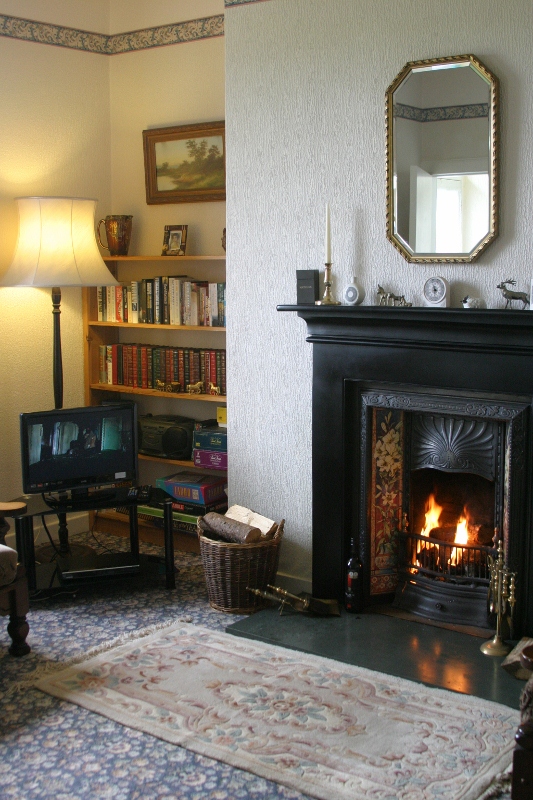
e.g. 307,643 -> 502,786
20,403 -> 138,498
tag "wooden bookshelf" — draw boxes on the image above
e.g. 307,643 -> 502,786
82,254 -> 227,543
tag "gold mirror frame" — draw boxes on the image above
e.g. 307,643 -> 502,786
386,54 -> 499,263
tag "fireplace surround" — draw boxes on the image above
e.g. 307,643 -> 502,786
278,305 -> 533,637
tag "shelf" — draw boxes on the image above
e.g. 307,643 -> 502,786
90,383 -> 225,402
104,255 -> 225,262
88,321 -> 225,332
92,510 -> 201,554
138,453 -> 226,475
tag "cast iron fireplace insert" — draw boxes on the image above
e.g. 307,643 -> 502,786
277,304 -> 533,638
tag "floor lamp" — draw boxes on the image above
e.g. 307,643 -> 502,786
1,197 -> 118,562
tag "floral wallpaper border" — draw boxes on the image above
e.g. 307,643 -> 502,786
225,0 -> 272,6
0,14 -> 224,55
394,103 -> 489,122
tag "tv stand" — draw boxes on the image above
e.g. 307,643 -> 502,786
45,487 -> 117,506
10,488 -> 176,591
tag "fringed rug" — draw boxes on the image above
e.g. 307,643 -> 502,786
35,623 -> 519,800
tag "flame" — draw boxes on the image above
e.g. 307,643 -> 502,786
420,494 -> 443,537
449,515 -> 469,565
417,496 -> 476,569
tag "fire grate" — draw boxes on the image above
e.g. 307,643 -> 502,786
398,531 -> 494,587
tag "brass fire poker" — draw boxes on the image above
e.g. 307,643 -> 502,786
247,585 -> 340,616
480,539 -> 517,656
315,264 -> 341,306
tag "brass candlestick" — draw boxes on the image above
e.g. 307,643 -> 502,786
480,539 -> 517,656
315,263 -> 340,305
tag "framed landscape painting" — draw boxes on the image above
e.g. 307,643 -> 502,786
143,121 -> 225,204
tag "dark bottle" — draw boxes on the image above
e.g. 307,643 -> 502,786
345,538 -> 364,613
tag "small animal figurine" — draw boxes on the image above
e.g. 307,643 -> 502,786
186,380 -> 204,394
208,382 -> 221,396
496,279 -> 529,309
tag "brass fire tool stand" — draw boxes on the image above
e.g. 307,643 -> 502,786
315,263 -> 341,306
247,585 -> 340,616
480,540 -> 517,656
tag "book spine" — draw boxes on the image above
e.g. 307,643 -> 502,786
106,344 -> 113,383
116,343 -> 123,384
183,281 -> 192,326
130,281 -> 139,324
140,345 -> 148,389
171,347 -> 179,383
115,286 -> 123,323
106,286 -> 116,322
193,450 -> 228,470
208,351 -> 216,389
152,347 -> 160,386
178,348 -> 185,389
147,345 -> 153,388
99,344 -> 107,383
131,344 -> 138,388
184,348 -> 190,387
220,349 -> 226,396
145,279 -> 154,324
165,347 -> 172,385
97,287 -> 104,321
217,283 -> 225,327
122,285 -> 129,323
162,276 -> 169,325
153,277 -> 162,324
208,283 -> 218,326
216,349 -> 222,390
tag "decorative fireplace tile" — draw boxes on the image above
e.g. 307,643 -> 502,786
370,408 -> 403,594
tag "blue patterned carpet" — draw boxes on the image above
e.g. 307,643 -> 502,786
0,531 -> 308,800
0,531 -> 511,800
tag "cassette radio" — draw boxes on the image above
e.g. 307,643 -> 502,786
138,414 -> 195,459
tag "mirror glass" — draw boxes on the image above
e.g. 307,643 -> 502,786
386,55 -> 499,263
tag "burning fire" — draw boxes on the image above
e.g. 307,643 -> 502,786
420,494 -> 443,537
418,494 -> 476,567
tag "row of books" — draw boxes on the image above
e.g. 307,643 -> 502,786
97,279 -> 226,327
99,344 -> 227,395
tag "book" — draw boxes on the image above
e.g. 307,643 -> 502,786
193,449 -> 228,470
193,427 -> 227,452
155,472 -> 227,505
97,286 -> 104,321
217,406 -> 227,427
149,498 -> 228,516
130,281 -> 139,324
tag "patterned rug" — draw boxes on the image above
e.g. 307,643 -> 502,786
35,622 -> 519,800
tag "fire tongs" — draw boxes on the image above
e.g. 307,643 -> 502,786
247,584 -> 340,616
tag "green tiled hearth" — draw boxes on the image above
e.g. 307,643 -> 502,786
226,608 -> 523,709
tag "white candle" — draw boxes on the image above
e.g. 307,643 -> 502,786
325,203 -> 331,263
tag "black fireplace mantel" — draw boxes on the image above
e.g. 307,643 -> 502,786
278,305 -> 533,635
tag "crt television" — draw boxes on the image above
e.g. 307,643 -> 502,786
20,403 -> 138,500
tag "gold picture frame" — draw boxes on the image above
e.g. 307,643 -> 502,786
162,224 -> 188,256
143,121 -> 225,205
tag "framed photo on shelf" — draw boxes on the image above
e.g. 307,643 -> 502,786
143,121 -> 225,205
162,225 -> 188,256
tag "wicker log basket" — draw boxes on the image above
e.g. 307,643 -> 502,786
198,519 -> 284,613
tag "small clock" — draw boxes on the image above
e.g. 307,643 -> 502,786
423,276 -> 450,307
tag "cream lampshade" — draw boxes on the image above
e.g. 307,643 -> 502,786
1,197 -> 118,409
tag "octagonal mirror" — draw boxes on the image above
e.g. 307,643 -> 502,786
386,55 -> 499,263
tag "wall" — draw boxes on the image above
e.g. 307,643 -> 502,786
225,0 -> 533,588
0,1 -> 111,503
0,0 -> 225,513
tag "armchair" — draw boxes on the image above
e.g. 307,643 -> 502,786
0,501 -> 31,656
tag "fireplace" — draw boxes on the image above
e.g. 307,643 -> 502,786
278,304 -> 533,637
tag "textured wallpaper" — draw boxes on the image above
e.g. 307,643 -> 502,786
225,0 -> 533,587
